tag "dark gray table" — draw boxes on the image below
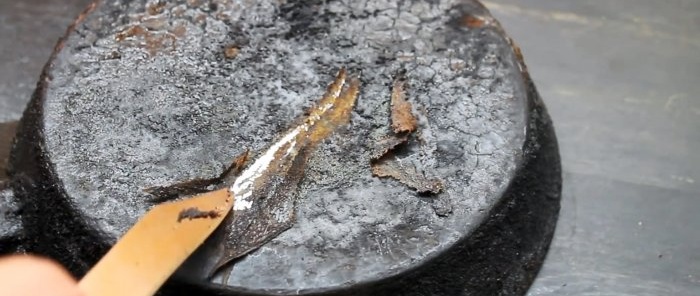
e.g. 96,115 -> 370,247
1,0 -> 698,295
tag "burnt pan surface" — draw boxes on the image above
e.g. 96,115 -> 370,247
8,0 -> 561,295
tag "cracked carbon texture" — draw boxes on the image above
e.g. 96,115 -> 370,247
8,0 -> 560,295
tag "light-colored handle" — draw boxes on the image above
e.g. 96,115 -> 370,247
79,188 -> 232,296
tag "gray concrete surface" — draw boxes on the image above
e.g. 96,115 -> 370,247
0,0 -> 92,121
482,1 -> 700,295
0,0 -> 698,295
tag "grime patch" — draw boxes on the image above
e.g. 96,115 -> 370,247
177,207 -> 221,222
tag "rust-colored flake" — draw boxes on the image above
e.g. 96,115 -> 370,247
115,2 -> 194,57
115,25 -> 147,41
370,72 -> 444,195
371,153 -> 444,195
223,45 -> 240,59
115,23 -> 178,56
146,1 -> 167,15
390,76 -> 418,134
460,14 -> 485,28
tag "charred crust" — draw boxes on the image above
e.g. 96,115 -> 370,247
177,207 -> 221,222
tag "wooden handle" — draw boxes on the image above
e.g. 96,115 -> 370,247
79,188 -> 233,296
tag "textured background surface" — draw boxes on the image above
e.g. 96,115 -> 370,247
0,0 -> 698,295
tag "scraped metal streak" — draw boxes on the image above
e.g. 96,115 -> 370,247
217,69 -> 360,271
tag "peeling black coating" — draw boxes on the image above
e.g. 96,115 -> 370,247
145,149 -> 248,203
279,0 -> 330,39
